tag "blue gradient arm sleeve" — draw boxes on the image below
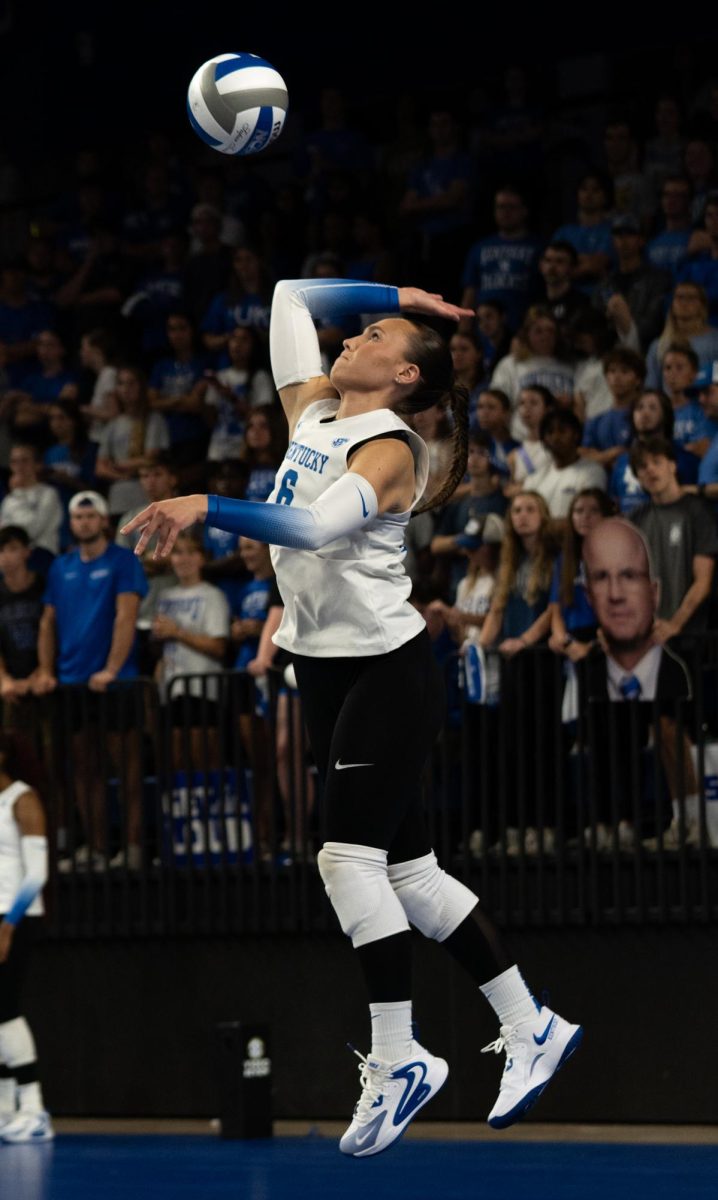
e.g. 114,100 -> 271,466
205,472 -> 379,550
270,278 -> 400,390
4,835 -> 48,926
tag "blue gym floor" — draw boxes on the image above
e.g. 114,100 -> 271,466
1,1134 -> 717,1200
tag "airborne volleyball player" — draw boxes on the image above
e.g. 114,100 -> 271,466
123,277 -> 583,1157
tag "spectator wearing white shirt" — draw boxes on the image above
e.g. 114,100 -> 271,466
0,444 -> 62,556
524,409 -> 607,521
491,306 -> 575,434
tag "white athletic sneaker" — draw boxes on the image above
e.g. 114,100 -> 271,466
340,1042 -> 448,1157
1,1110 -> 54,1143
481,1006 -> 583,1129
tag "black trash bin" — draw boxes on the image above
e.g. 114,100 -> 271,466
216,1021 -> 273,1139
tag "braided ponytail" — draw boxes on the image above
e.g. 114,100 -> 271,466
414,385 -> 469,513
398,320 -> 469,514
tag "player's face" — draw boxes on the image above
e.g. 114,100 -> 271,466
518,389 -> 548,433
510,494 -> 543,538
70,508 -> 106,543
584,523 -> 657,648
571,495 -> 604,538
330,318 -> 418,396
633,392 -> 664,434
526,318 -> 557,357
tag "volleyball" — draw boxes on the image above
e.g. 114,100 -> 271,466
186,53 -> 288,156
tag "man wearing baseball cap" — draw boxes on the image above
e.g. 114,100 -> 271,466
32,490 -> 148,872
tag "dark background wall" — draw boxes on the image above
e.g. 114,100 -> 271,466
26,926 -> 718,1123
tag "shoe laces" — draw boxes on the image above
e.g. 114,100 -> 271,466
481,1024 -> 518,1058
347,1045 -> 390,1123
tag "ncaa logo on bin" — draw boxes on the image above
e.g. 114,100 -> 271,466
247,1037 -> 265,1060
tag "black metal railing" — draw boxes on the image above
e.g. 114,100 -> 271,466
9,636 -> 718,938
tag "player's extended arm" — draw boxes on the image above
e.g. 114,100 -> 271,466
3,790 -> 47,929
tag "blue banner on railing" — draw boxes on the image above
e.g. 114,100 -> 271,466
163,768 -> 253,865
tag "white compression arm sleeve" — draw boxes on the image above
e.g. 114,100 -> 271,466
206,471 -> 379,551
269,278 -> 400,390
4,836 -> 48,926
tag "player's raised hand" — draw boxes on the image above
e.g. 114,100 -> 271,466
120,495 -> 209,559
397,287 -> 474,323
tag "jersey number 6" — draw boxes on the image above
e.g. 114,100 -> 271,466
276,469 -> 298,506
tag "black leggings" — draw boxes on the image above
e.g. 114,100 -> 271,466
0,918 -> 36,1024
292,629 -> 444,862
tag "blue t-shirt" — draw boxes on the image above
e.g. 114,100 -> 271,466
20,368 -> 77,404
149,356 -> 207,445
408,152 -> 473,235
43,543 -> 148,683
646,230 -> 691,277
552,221 -> 614,259
462,234 -> 542,329
245,467 -> 278,504
673,400 -> 717,448
202,525 -> 245,611
582,408 -> 631,452
201,291 -> 271,336
645,329 -> 718,389
233,578 -> 271,670
548,557 -> 596,632
699,434 -> 718,484
0,298 -> 55,384
131,269 -> 185,353
611,442 -> 699,512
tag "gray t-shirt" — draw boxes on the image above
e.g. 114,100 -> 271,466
98,412 -> 170,514
631,496 -> 718,631
156,581 -> 229,700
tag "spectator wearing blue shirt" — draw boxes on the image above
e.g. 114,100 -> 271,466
44,401 -> 98,546
552,172 -> 615,287
647,176 -> 692,278
0,262 -> 55,386
662,343 -> 718,452
689,362 -> 718,501
582,347 -> 645,471
239,406 -> 285,504
475,299 -> 512,377
474,388 -> 519,474
202,461 -> 250,613
33,491 -> 148,871
121,231 -> 187,357
201,245 -> 272,359
121,165 -> 186,265
610,389 -> 698,514
2,329 -> 77,448
677,191 -> 718,323
400,109 -> 473,298
645,282 -> 718,388
148,311 -> 209,467
461,186 -> 541,331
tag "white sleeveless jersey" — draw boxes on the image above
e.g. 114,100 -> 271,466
270,399 -> 430,656
0,780 -> 43,916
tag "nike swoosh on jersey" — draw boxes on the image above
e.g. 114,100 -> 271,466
533,1016 -> 556,1046
335,759 -> 374,770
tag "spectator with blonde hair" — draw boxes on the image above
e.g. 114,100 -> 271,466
644,282 -> 718,388
95,365 -> 170,516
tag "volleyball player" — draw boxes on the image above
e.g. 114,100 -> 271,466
0,732 -> 52,1142
122,278 -> 582,1156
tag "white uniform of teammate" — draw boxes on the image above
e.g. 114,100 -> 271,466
0,783 -> 43,919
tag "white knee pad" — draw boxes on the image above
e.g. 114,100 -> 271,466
388,851 -> 478,942
317,841 -> 410,948
0,1018 -> 36,1069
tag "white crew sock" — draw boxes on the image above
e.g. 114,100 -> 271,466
479,965 -> 539,1026
17,1081 -> 43,1114
0,1076 -> 15,1115
672,795 -> 699,826
369,1001 -> 413,1062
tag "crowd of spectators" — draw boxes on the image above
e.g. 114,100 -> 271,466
3,70 -> 718,868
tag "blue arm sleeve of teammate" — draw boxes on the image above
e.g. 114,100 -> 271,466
205,471 -> 379,551
4,836 -> 48,927
270,278 -> 400,390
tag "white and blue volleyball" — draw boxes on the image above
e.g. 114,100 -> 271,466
187,53 -> 288,156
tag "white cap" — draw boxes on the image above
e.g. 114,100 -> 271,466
68,490 -> 109,517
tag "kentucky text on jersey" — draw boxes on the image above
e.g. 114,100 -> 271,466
285,439 -> 330,474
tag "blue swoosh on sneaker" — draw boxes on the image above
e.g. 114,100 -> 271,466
391,1061 -> 431,1126
533,1015 -> 556,1046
